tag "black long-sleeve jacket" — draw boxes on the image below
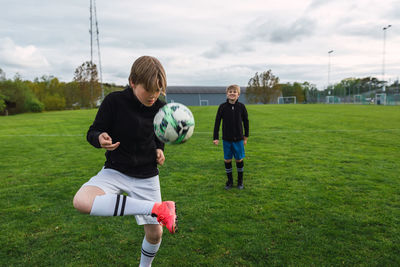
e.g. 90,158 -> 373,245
213,99 -> 249,142
87,86 -> 165,178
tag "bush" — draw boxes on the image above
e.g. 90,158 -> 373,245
25,97 -> 44,112
0,93 -> 6,113
0,79 -> 45,114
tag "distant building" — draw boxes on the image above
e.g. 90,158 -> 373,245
165,86 -> 247,106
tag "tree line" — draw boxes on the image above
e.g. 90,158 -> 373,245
1,64 -> 399,115
0,62 -> 123,115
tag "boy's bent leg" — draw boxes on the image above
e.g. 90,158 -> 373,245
73,186 -> 156,216
90,194 -> 155,216
73,185 -> 105,214
140,225 -> 163,267
75,169 -> 157,217
74,185 -> 177,232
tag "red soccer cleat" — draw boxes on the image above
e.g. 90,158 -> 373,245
151,201 -> 177,234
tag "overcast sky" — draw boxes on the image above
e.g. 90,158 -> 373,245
1,0 -> 399,89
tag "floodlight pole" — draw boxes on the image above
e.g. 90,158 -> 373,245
93,0 -> 104,100
328,50 -> 334,91
89,0 -> 104,105
382,25 -> 391,92
89,0 -> 93,108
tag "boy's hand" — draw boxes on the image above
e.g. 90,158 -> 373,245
213,140 -> 219,146
156,149 -> 165,165
99,132 -> 120,151
244,137 -> 248,145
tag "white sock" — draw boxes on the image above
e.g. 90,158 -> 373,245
90,194 -> 155,216
140,237 -> 161,267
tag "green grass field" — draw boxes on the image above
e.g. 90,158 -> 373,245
1,104 -> 399,266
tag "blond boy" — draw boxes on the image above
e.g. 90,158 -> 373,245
73,56 -> 176,267
213,85 -> 249,189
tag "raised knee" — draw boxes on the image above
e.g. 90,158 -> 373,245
73,193 -> 91,214
73,186 -> 104,214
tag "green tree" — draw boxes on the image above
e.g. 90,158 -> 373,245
358,77 -> 381,93
246,70 -> 280,104
0,93 -> 7,113
42,94 -> 66,110
280,83 -> 295,97
63,81 -> 81,109
302,82 -> 319,103
0,68 -> 7,113
0,78 -> 44,114
326,77 -> 382,98
103,83 -> 124,96
74,61 -> 101,108
26,76 -> 68,111
279,82 -> 307,103
292,82 -> 305,103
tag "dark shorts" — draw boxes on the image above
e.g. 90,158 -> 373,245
223,140 -> 245,160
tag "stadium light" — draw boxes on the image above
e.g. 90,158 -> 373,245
327,50 -> 334,89
382,25 -> 392,92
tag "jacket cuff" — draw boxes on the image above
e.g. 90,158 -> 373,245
87,131 -> 102,148
155,140 -> 165,151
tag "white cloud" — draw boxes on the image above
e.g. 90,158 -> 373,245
0,37 -> 49,68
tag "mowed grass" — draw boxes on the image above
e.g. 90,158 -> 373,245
0,104 -> 399,266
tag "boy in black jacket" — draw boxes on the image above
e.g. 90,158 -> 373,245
73,56 -> 176,267
213,84 -> 249,190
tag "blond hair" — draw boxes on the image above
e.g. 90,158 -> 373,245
226,84 -> 240,94
128,56 -> 167,95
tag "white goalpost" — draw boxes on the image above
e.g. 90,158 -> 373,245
278,96 -> 296,104
354,95 -> 362,104
326,95 -> 335,104
375,93 -> 386,105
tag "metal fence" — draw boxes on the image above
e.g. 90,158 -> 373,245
305,91 -> 400,105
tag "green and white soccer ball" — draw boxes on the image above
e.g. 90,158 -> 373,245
153,103 -> 195,144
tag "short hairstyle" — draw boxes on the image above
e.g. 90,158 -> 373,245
128,56 -> 167,95
226,84 -> 240,94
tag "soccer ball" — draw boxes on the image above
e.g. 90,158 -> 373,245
153,103 -> 195,144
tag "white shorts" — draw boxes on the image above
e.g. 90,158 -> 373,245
82,168 -> 161,225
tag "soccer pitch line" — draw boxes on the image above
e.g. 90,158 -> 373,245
1,128 -> 399,137
194,128 -> 400,134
